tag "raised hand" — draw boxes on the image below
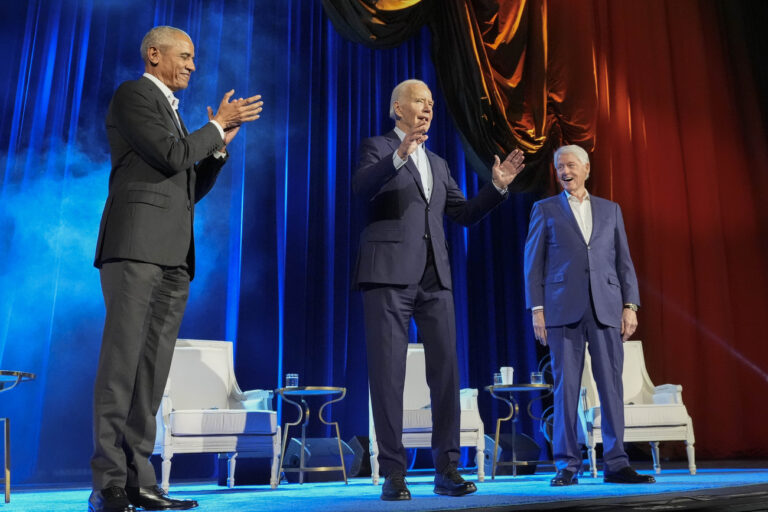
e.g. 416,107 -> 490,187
396,119 -> 429,160
491,148 -> 525,190
211,90 -> 263,130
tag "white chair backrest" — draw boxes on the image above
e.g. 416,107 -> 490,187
622,340 -> 655,405
403,344 -> 430,409
168,340 -> 234,410
581,340 -> 655,408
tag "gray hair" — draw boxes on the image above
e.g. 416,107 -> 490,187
389,79 -> 429,120
554,144 -> 590,167
140,26 -> 190,64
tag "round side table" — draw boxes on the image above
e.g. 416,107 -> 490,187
0,371 -> 35,503
276,386 -> 347,484
486,383 -> 552,478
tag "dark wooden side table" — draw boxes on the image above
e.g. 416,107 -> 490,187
0,370 -> 35,503
276,386 -> 347,484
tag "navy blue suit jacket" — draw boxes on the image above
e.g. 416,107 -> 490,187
524,192 -> 639,328
353,130 -> 505,290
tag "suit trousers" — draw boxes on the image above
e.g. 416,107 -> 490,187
91,260 -> 190,490
547,299 -> 629,474
362,249 -> 460,476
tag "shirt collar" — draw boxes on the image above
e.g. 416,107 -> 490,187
564,189 -> 590,203
143,72 -> 179,110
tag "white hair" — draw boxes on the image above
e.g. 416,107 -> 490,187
140,26 -> 190,64
554,144 -> 590,167
389,79 -> 429,121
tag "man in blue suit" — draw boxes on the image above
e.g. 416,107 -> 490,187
354,79 -> 524,501
524,145 -> 655,486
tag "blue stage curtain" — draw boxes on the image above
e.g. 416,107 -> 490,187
0,0 -> 540,483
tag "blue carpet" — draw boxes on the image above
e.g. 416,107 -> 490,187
6,469 -> 768,512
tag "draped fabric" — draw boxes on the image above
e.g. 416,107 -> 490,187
324,0 -> 768,460
0,0 -> 541,483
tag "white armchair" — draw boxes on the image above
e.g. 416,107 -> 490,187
578,340 -> 696,477
153,339 -> 281,490
368,343 -> 485,484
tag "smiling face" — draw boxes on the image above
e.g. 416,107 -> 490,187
555,151 -> 590,198
146,32 -> 196,91
393,82 -> 434,134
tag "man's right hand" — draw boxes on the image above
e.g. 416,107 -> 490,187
211,90 -> 263,130
532,309 -> 547,346
396,120 -> 429,159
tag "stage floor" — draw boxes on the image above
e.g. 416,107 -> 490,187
7,466 -> 768,511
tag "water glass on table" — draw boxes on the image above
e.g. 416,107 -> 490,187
285,373 -> 299,388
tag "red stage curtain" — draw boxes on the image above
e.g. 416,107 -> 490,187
573,0 -> 768,459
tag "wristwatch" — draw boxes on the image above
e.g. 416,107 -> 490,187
623,303 -> 639,312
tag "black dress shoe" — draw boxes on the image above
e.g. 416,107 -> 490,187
603,466 -> 656,484
550,469 -> 578,486
434,467 -> 477,496
381,471 -> 411,501
88,487 -> 136,512
125,485 -> 198,510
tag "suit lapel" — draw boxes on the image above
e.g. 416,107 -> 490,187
557,192 -> 586,244
140,76 -> 185,137
385,130 -> 428,202
587,195 -> 600,245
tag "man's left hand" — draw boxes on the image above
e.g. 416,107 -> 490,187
621,308 -> 638,341
208,106 -> 241,151
491,148 -> 525,190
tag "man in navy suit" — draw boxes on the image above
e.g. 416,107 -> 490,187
353,79 -> 525,501
524,144 -> 655,486
91,26 -> 263,512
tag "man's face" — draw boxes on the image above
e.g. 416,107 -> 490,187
148,33 -> 196,91
555,152 -> 590,197
394,83 -> 433,133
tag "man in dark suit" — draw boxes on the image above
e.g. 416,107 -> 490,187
90,26 -> 263,512
353,79 -> 524,501
524,144 -> 655,486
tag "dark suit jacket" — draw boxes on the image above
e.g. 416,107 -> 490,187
524,192 -> 640,328
352,130 -> 506,290
94,76 -> 226,279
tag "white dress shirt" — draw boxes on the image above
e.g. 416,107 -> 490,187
565,190 -> 593,243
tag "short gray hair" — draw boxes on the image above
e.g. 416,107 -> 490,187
554,144 -> 590,167
389,79 -> 429,120
140,26 -> 190,64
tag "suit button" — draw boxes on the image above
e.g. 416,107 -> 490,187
426,206 -> 430,212
423,234 -> 430,240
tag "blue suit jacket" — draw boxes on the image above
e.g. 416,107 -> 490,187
353,130 -> 505,290
524,192 -> 639,328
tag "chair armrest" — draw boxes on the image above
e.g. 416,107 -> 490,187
242,389 -> 274,410
653,383 -> 683,404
